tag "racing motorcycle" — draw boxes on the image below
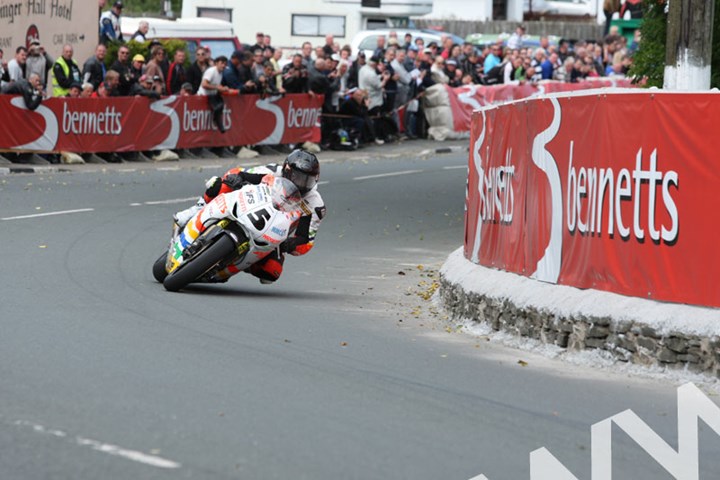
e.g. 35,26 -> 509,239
152,175 -> 302,292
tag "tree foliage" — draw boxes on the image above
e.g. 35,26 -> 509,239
630,0 -> 720,88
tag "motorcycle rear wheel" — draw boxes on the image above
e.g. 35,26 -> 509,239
152,252 -> 169,283
163,234 -> 236,292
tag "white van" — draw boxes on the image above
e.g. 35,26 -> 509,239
122,16 -> 242,60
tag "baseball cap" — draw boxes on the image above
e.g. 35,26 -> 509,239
447,59 -> 457,66
423,48 -> 433,54
113,1 -> 123,8
132,54 -> 145,62
369,55 -> 380,63
152,75 -> 161,82
29,39 -> 40,46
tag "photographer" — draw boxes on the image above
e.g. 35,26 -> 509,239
257,60 -> 281,97
282,54 -> 309,94
309,58 -> 340,147
26,40 -> 53,94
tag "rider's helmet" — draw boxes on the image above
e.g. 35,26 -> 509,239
282,149 -> 319,195
263,175 -> 302,213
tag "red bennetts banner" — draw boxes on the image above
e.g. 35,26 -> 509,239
447,78 -> 635,133
0,94 -> 322,153
464,91 -> 720,308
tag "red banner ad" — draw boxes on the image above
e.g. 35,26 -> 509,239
0,94 -> 322,153
447,79 -> 635,132
464,91 -> 720,307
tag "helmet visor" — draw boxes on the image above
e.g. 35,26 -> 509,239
287,168 -> 317,194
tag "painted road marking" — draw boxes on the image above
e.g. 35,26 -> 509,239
1,208 -> 95,221
144,197 -> 198,206
318,181 -> 330,186
443,165 -> 467,170
353,169 -> 423,181
14,420 -> 181,470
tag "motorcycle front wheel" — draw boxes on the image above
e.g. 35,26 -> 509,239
163,234 -> 236,292
152,252 -> 169,283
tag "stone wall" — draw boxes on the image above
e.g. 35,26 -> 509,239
413,19 -> 604,42
438,276 -> 720,377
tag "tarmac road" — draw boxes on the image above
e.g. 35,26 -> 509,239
0,145 -> 718,479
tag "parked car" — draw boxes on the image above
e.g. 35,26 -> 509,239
122,16 -> 242,61
351,28 -> 465,59
466,33 -> 560,49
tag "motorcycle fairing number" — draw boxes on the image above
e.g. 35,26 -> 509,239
247,208 -> 271,231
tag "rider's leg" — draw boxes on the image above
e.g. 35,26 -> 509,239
248,250 -> 285,284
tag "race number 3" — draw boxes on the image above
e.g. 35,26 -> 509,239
248,209 -> 271,230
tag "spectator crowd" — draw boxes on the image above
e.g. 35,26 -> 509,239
0,0 -> 639,151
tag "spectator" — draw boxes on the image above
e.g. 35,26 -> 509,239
359,55 -> 390,144
541,52 -> 558,80
130,54 -> 145,81
282,53 -> 309,93
257,61 -> 280,96
198,55 -> 230,133
414,37 -> 425,52
81,82 -> 94,98
301,42 -> 313,69
440,36 -> 453,59
67,82 -> 82,98
0,48 -> 7,87
186,46 -> 210,93
83,44 -> 107,90
323,34 -> 335,58
251,32 -> 265,53
25,40 -> 53,93
132,20 -> 149,42
270,48 -> 284,92
444,59 -> 461,87
403,33 -> 413,50
130,75 -> 160,99
373,36 -> 386,60
1,73 -> 43,110
180,82 -> 194,96
100,1 -> 124,45
339,88 -> 376,144
346,51 -> 365,90
539,36 -> 550,54
558,40 -> 571,63
391,48 -> 412,107
507,25 -> 526,50
111,45 -> 133,95
235,51 -> 258,93
484,44 -> 502,74
103,70 -> 121,96
166,49 -> 187,95
52,44 -> 82,97
502,56 -> 524,85
620,0 -> 642,19
151,75 -> 165,95
7,46 -> 27,84
252,49 -> 265,80
381,48 -> 400,130
404,45 -> 417,71
309,58 -> 340,145
430,56 -> 449,84
314,46 -> 326,62
144,45 -> 166,87
264,35 -> 273,49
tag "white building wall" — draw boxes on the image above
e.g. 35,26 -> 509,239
182,0 -> 432,50
425,0 -> 492,21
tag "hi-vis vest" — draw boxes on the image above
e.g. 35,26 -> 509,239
52,57 -> 79,97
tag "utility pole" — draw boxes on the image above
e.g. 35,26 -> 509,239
664,0 -> 715,89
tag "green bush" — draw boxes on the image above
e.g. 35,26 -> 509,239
630,0 -> 720,88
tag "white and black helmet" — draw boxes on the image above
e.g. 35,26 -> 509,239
282,149 -> 319,195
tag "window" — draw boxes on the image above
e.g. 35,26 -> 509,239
292,15 -> 345,37
197,7 -> 232,22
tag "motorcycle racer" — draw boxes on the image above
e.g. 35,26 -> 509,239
174,149 -> 326,284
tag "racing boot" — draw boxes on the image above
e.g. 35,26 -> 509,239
173,197 -> 206,227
